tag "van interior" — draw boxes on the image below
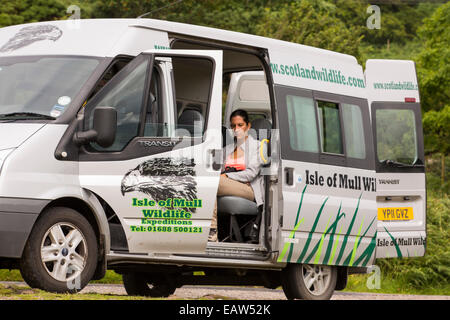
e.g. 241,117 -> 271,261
171,39 -> 273,247
88,38 -> 274,249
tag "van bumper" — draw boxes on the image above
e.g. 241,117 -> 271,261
0,198 -> 50,258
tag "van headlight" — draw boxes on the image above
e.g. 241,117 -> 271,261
0,148 -> 14,173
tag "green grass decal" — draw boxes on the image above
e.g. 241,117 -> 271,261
353,231 -> 377,267
343,215 -> 377,266
278,188 -> 379,267
294,185 -> 307,226
303,207 -> 345,264
334,194 -> 362,265
286,185 -> 308,262
384,227 -> 403,258
296,197 -> 329,263
278,217 -> 305,262
358,216 -> 377,243
313,216 -> 332,264
329,226 -> 343,265
322,204 -> 345,264
346,217 -> 365,266
278,185 -> 307,262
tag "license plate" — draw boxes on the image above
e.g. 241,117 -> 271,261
377,207 -> 414,221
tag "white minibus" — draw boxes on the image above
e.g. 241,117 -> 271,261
0,19 -> 426,300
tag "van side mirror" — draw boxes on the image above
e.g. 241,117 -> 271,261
74,107 -> 117,148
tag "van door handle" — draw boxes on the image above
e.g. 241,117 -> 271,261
285,167 -> 294,185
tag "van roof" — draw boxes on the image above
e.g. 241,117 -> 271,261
0,19 -> 365,98
0,18 -> 357,63
365,59 -> 420,103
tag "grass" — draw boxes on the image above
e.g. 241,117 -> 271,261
91,270 -> 123,284
0,282 -> 235,300
0,269 -> 22,282
0,283 -> 153,300
0,269 -> 123,284
345,274 -> 450,296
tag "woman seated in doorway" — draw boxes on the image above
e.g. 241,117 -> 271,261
209,109 -> 264,242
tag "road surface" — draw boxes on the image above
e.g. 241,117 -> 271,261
2,281 -> 447,300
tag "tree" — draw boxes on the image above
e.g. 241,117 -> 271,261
423,106 -> 450,186
90,0 -> 293,35
254,0 -> 365,60
362,1 -> 440,48
415,3 -> 450,188
0,0 -> 65,28
416,2 -> 450,113
363,10 -> 407,48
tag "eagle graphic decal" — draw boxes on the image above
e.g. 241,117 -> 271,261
0,25 -> 63,53
121,158 -> 198,213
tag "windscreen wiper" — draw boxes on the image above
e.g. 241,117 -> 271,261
0,112 -> 56,120
381,159 -> 424,168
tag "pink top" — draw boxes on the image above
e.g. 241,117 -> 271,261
224,153 -> 246,172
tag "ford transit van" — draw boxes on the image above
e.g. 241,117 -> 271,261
0,19 -> 426,300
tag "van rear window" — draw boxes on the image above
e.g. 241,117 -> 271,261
376,109 -> 417,165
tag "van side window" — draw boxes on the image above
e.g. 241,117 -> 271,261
342,103 -> 366,159
277,86 -> 374,170
87,59 -> 149,152
172,57 -> 213,137
317,101 -> 343,155
286,95 -> 319,153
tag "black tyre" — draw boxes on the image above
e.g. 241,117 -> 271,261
122,273 -> 176,297
20,207 -> 98,293
281,264 -> 337,300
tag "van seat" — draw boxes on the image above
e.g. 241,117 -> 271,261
217,196 -> 258,242
177,108 -> 204,136
250,118 -> 272,140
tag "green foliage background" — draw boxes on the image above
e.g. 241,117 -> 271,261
0,0 -> 448,294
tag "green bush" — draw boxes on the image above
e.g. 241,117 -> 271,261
425,154 -> 450,194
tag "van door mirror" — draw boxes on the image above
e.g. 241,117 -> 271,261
93,107 -> 117,147
74,107 -> 117,148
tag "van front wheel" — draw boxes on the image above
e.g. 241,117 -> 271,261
282,264 -> 337,300
122,273 -> 177,297
20,207 -> 98,293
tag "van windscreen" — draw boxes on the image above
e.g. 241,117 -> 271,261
0,56 -> 99,120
